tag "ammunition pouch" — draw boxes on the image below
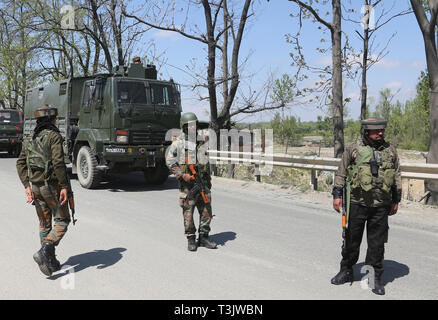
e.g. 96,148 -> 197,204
349,161 -> 395,195
350,165 -> 373,192
382,169 -> 395,193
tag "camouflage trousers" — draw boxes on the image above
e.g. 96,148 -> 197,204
32,183 -> 71,246
179,189 -> 213,237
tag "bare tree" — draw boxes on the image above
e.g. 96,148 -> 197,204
344,0 -> 411,120
410,0 -> 438,204
123,0 -> 286,133
289,0 -> 345,158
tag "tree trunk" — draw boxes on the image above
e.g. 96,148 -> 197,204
425,90 -> 438,204
332,0 -> 344,158
360,2 -> 370,120
90,0 -> 113,72
110,0 -> 124,66
410,0 -> 438,204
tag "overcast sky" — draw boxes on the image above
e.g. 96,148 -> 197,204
139,0 -> 425,123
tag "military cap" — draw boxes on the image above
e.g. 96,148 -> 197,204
34,104 -> 58,119
133,56 -> 141,63
361,118 -> 387,130
180,112 -> 198,129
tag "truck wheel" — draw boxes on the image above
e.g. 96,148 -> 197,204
77,146 -> 101,189
144,165 -> 169,185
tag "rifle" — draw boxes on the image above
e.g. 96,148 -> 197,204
186,163 -> 210,204
68,189 -> 77,225
341,185 -> 348,250
60,176 -> 77,225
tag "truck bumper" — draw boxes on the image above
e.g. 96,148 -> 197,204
101,144 -> 168,170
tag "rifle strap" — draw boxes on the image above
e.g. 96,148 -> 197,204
345,147 -> 373,227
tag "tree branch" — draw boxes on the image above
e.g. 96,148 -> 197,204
288,0 -> 334,32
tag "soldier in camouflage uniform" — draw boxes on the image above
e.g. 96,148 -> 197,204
331,119 -> 402,295
16,105 -> 71,277
166,112 -> 217,251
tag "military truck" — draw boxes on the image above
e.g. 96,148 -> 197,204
23,63 -> 181,188
0,108 -> 23,157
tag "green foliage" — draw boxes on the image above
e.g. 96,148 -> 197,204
344,119 -> 361,143
270,113 -> 303,146
373,71 -> 430,151
372,88 -> 394,120
271,74 -> 295,107
236,72 -> 431,154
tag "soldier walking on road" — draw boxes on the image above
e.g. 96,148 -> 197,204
16,105 -> 72,277
331,119 -> 402,295
166,112 -> 217,251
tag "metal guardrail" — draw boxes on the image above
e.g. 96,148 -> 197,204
207,150 -> 438,181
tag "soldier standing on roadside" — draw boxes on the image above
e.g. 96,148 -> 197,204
166,112 -> 217,252
331,119 -> 402,295
16,105 -> 71,277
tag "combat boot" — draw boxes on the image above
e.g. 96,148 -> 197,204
198,234 -> 217,249
371,276 -> 385,295
49,252 -> 61,273
331,268 -> 354,285
33,242 -> 55,276
187,235 -> 198,252
44,241 -> 61,273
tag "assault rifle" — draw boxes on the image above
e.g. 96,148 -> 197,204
186,163 -> 210,204
60,176 -> 77,225
342,185 -> 348,249
68,189 -> 77,225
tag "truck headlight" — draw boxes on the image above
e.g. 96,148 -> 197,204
116,130 -> 129,144
116,136 -> 129,143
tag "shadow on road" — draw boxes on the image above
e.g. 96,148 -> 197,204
210,231 -> 237,246
354,260 -> 410,286
48,247 -> 127,280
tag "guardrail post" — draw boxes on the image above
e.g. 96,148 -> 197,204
311,169 -> 317,191
255,164 -> 261,182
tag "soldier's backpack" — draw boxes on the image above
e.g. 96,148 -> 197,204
23,129 -> 52,184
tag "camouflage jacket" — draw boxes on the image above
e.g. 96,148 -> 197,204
165,135 -> 211,191
333,139 -> 402,207
16,129 -> 69,189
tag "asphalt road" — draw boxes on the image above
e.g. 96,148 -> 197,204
0,155 -> 437,300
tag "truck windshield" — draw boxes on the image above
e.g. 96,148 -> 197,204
150,83 -> 176,106
117,81 -> 147,104
0,111 -> 20,123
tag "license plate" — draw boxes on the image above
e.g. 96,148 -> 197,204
105,147 -> 126,153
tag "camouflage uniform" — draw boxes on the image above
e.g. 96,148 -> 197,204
166,135 -> 213,237
16,105 -> 72,277
16,129 -> 71,246
333,139 -> 402,207
331,121 -> 402,292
